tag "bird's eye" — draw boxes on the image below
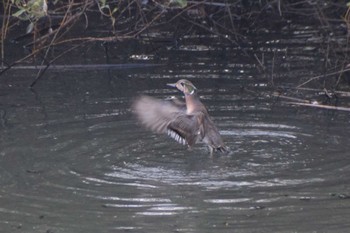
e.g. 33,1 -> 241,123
180,82 -> 184,86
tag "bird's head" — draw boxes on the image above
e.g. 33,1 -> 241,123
167,79 -> 197,95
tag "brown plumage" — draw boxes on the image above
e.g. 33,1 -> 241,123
132,79 -> 229,155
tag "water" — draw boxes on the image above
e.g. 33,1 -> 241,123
1,29 -> 350,232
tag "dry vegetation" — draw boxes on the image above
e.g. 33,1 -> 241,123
1,0 -> 350,96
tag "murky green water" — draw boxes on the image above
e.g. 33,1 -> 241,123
1,25 -> 350,232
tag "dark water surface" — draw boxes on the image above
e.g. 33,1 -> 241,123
1,28 -> 350,232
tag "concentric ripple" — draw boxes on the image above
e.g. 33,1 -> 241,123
0,70 -> 350,233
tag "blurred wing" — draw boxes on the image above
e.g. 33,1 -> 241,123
132,95 -> 185,134
167,114 -> 202,147
166,96 -> 186,111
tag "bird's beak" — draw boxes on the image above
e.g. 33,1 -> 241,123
166,83 -> 177,88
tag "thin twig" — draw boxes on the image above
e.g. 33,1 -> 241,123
285,102 -> 350,112
291,87 -> 350,96
30,43 -> 84,87
273,93 -> 310,103
254,53 -> 265,71
270,51 -> 275,86
296,68 -> 350,88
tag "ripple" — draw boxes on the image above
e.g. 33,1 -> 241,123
136,204 -> 195,216
204,198 -> 251,204
107,162 -> 255,184
1,63 -> 350,233
222,129 -> 298,139
92,195 -> 172,203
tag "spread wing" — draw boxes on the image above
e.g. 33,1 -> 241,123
132,95 -> 182,133
132,95 -> 202,146
167,114 -> 202,147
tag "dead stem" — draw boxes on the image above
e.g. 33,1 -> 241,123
273,93 -> 310,103
285,102 -> 350,112
1,0 -> 349,90
254,53 -> 265,71
30,43 -> 85,87
296,68 -> 350,88
1,0 -> 12,68
270,51 -> 275,87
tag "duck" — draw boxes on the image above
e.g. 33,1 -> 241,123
132,79 -> 229,155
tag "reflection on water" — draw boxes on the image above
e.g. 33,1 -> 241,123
1,29 -> 350,233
